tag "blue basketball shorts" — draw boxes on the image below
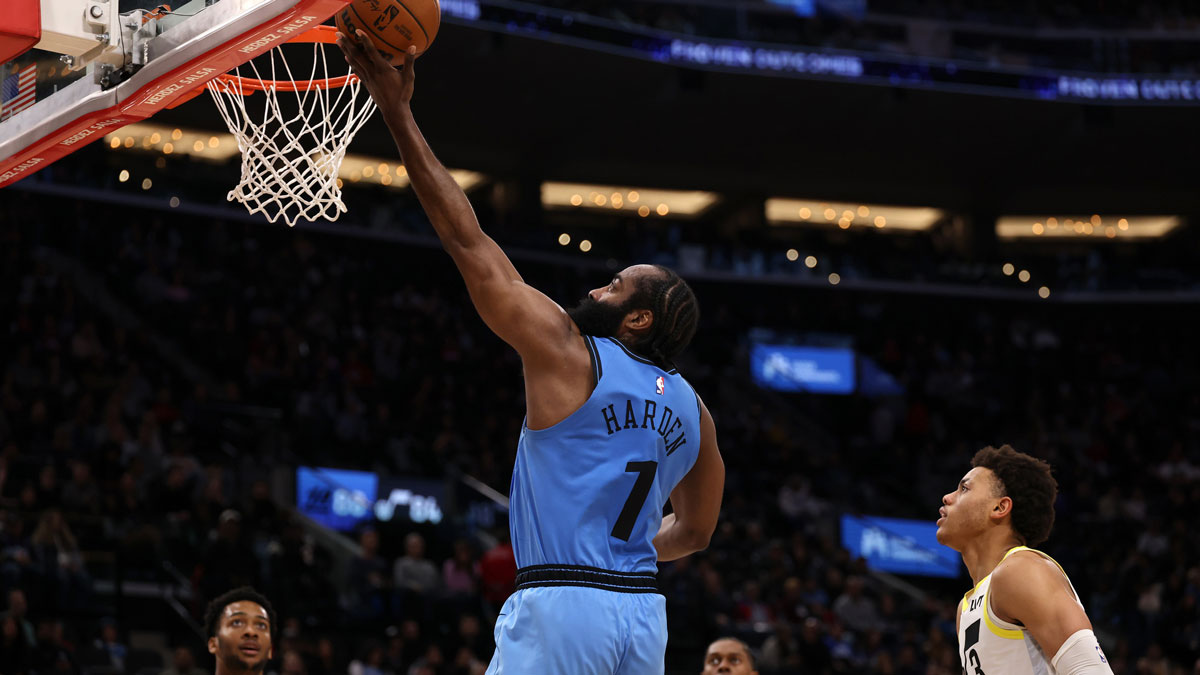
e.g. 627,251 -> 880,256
485,586 -> 667,675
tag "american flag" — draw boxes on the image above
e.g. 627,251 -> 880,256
1,63 -> 37,121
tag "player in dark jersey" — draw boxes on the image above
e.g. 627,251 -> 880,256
203,587 -> 275,675
338,36 -> 726,674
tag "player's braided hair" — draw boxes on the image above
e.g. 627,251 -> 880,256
627,265 -> 699,368
203,586 -> 276,640
971,445 -> 1058,546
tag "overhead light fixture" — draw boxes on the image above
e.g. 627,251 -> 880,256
542,182 -> 719,218
996,215 -> 1180,240
767,198 -> 944,231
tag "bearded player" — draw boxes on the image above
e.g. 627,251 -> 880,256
337,35 -> 725,675
937,445 -> 1113,675
203,587 -> 275,675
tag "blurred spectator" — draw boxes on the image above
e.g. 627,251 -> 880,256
1,614 -> 34,675
442,539 -> 480,597
393,533 -> 439,596
797,617 -> 833,674
198,509 -> 259,599
33,620 -> 76,675
348,641 -> 392,675
308,637 -> 341,675
246,479 -> 281,534
163,645 -> 206,675
735,581 -> 775,630
61,461 -> 101,514
30,510 -> 90,609
346,529 -> 390,622
455,614 -> 491,664
833,576 -> 880,633
759,621 -> 799,671
279,649 -> 308,675
3,589 -> 35,649
478,532 -> 516,612
406,643 -> 444,675
91,618 -> 128,673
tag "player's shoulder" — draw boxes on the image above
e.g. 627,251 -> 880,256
991,548 -> 1068,600
997,547 -> 1062,572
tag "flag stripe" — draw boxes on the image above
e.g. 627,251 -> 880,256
1,64 -> 37,121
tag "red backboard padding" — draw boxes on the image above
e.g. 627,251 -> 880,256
0,0 -> 41,64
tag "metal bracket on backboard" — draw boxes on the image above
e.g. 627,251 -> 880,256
36,1 -> 124,72
94,8 -> 165,87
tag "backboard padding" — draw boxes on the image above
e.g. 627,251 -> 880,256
0,0 -> 349,187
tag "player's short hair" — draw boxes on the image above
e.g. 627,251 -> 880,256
627,265 -> 699,367
971,445 -> 1057,546
203,586 -> 276,640
706,636 -> 756,668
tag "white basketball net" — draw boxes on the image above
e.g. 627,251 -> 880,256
207,39 -> 377,227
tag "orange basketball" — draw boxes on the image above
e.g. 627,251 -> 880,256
335,0 -> 440,63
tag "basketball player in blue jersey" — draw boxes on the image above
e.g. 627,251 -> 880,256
937,445 -> 1113,675
338,36 -> 726,674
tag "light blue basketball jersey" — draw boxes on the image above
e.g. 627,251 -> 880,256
509,336 -> 703,574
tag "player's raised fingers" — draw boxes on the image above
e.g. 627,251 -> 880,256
354,30 -> 389,65
335,33 -> 365,63
336,43 -> 367,75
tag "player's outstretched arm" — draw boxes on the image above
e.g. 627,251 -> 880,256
336,35 -> 573,358
653,398 -> 724,561
990,553 -> 1114,675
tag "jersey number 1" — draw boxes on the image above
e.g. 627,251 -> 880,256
611,461 -> 658,541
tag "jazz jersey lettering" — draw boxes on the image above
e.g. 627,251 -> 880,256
958,547 -> 1089,675
509,336 -> 702,573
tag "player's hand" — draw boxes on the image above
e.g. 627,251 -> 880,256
336,30 -> 416,108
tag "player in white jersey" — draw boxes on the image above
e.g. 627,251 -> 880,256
936,445 -> 1113,675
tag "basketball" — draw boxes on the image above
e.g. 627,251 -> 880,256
335,0 -> 441,63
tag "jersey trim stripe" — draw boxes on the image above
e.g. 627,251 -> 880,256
513,580 -> 662,594
515,564 -> 660,594
983,593 -> 1025,640
604,338 -> 678,374
583,335 -> 603,383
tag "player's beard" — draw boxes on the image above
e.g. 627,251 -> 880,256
567,296 -> 630,338
218,641 -> 268,674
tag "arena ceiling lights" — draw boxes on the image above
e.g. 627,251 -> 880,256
338,155 -> 485,192
103,123 -> 485,192
766,198 -> 945,231
996,215 -> 1181,240
542,182 -> 720,219
104,122 -> 240,162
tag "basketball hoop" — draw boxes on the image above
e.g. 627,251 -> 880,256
207,25 -> 377,227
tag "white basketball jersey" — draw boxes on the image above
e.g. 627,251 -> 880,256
957,547 -> 1082,675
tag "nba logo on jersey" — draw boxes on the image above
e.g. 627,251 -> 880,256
656,376 -> 665,395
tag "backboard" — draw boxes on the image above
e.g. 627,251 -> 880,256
0,0 -> 349,188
